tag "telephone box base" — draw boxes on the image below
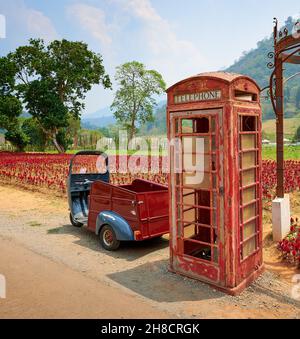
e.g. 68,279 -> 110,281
169,264 -> 265,296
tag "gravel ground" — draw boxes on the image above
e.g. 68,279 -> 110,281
0,184 -> 299,318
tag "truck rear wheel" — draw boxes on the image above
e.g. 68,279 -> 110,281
69,213 -> 83,227
100,225 -> 120,251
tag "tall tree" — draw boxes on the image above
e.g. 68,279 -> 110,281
293,125 -> 300,142
0,57 -> 20,128
8,38 -> 111,153
0,57 -> 29,151
111,61 -> 166,140
22,118 -> 47,152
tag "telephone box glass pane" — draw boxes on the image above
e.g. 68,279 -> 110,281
242,151 -> 256,169
241,134 -> 256,149
242,186 -> 256,204
182,119 -> 193,133
242,169 -> 256,186
242,237 -> 256,258
243,202 -> 256,222
244,220 -> 256,239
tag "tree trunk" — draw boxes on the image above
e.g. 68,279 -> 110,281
129,119 -> 135,141
52,133 -> 65,153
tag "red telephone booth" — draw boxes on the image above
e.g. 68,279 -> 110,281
167,72 -> 264,295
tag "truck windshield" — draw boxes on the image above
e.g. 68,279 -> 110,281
71,154 -> 108,174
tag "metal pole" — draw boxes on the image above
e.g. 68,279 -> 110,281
275,59 -> 284,198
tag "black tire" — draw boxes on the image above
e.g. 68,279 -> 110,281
99,225 -> 120,251
69,213 -> 83,227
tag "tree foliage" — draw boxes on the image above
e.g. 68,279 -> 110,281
111,61 -> 166,139
0,57 -> 21,128
294,126 -> 300,142
22,118 -> 47,151
139,103 -> 167,136
0,57 -> 28,151
5,127 -> 29,152
8,38 -> 111,153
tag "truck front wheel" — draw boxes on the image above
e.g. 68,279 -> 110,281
100,225 -> 120,251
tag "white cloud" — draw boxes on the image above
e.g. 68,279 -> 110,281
113,0 -> 209,86
0,0 -> 58,42
68,4 -> 112,48
26,9 -> 58,42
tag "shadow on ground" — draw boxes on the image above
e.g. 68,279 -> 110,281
107,259 -> 224,302
48,224 -> 169,261
47,225 -> 300,308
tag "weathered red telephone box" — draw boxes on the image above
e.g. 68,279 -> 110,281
167,72 -> 264,295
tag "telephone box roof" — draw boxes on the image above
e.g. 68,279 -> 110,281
167,71 -> 260,92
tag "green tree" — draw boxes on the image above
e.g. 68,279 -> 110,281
0,57 -> 28,151
22,118 -> 47,151
111,61 -> 166,140
0,57 -> 21,129
262,129 -> 268,140
0,95 -> 22,129
66,117 -> 81,149
21,78 -> 70,152
294,126 -> 300,142
9,38 -> 111,153
5,126 -> 29,152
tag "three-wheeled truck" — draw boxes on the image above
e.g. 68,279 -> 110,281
67,151 -> 169,250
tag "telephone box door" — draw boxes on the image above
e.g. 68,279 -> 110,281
170,109 -> 224,284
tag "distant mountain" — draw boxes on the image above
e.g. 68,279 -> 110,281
83,106 -> 112,120
82,99 -> 167,130
81,115 -> 116,129
225,16 -> 300,121
81,106 -> 116,129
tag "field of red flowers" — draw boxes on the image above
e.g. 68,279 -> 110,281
0,152 -> 168,194
0,152 -> 299,199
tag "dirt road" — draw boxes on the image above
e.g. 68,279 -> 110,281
0,185 -> 299,319
0,237 -> 171,319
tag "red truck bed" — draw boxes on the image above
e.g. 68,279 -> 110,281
87,179 -> 169,240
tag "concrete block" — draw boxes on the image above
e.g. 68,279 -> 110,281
272,194 -> 291,242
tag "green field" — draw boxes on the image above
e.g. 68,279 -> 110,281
262,114 -> 300,141
262,145 -> 300,160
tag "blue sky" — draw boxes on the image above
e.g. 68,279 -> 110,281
0,0 -> 300,117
